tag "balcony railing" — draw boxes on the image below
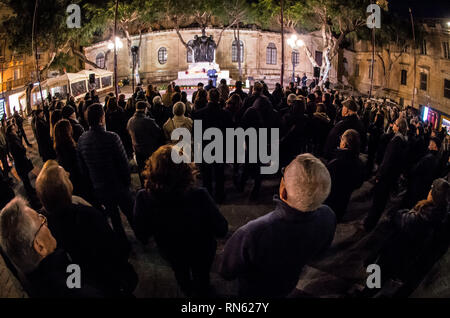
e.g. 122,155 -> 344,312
0,78 -> 26,92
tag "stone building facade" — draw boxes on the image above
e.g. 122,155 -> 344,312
84,27 -> 339,89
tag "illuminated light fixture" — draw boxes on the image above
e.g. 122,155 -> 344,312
422,106 -> 429,122
447,21 -> 450,27
107,37 -> 123,50
296,39 -> 305,47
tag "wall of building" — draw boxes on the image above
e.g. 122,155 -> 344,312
84,28 -> 339,89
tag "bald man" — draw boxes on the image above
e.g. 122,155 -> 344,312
219,154 -> 337,297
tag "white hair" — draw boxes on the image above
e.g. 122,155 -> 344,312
153,95 -> 162,105
287,94 -> 297,103
284,153 -> 331,212
0,197 -> 42,273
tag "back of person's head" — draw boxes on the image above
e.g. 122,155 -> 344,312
181,91 -> 188,103
143,145 -> 194,197
430,178 -> 449,208
316,103 -> 326,113
235,81 -> 242,89
53,119 -> 75,151
107,97 -> 118,111
50,109 -> 63,127
136,101 -> 147,111
87,103 -> 104,127
174,85 -> 181,93
208,88 -> 220,103
341,129 -> 361,154
220,79 -> 227,85
430,136 -> 442,150
395,118 -> 408,135
173,101 -> 186,117
146,84 -> 153,96
253,82 -> 263,95
36,160 -> 72,213
283,153 -> 331,211
307,93 -> 316,103
153,96 -> 162,105
197,82 -> 204,88
287,93 -> 297,104
0,197 -> 51,273
196,89 -> 208,103
166,84 -> 173,93
61,105 -> 75,119
172,92 -> 181,104
208,79 -> 213,86
119,94 -> 125,101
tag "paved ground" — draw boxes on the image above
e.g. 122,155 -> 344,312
0,118 -> 447,298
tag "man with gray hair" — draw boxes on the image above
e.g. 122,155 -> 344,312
0,197 -> 104,297
219,154 -> 336,297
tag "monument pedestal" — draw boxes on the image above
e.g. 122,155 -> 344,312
175,62 -> 231,87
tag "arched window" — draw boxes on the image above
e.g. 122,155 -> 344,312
158,47 -> 167,64
291,49 -> 299,66
232,40 -> 244,63
96,52 -> 105,69
187,40 -> 193,63
266,42 -> 277,65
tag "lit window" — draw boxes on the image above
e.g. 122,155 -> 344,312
158,47 -> 167,64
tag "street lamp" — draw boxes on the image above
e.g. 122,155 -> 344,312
108,37 -> 123,50
287,34 -> 304,84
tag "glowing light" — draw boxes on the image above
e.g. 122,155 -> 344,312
296,39 -> 305,47
422,106 -> 429,122
107,37 -> 123,50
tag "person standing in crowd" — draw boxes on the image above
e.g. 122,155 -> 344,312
0,123 -> 10,175
366,110 -> 385,177
77,104 -> 134,245
145,84 -> 159,106
35,162 -> 138,297
191,82 -> 204,104
61,105 -> 84,142
50,109 -> 63,141
53,119 -> 90,200
6,123 -> 35,199
150,95 -> 172,128
180,91 -> 193,117
12,108 -> 32,147
127,101 -> 164,187
163,101 -> 193,142
162,83 -> 174,108
193,89 -> 208,112
301,73 -> 308,88
220,154 -> 336,297
34,109 -> 56,162
310,103 -> 332,157
105,97 -> 133,159
204,79 -> 215,91
403,136 -> 442,208
193,89 -> 233,203
133,145 -> 228,296
364,118 -> 409,231
325,129 -> 365,222
230,80 -> 248,103
0,197 -> 107,297
217,78 -> 230,103
323,99 -> 366,160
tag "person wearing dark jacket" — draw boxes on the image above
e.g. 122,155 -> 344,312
373,178 -> 449,287
310,103 -> 332,156
6,123 -> 35,197
220,154 -> 336,297
34,109 -> 56,162
127,101 -> 164,187
133,145 -> 228,296
271,83 -> 284,110
0,197 -> 106,298
239,83 -> 280,199
35,161 -> 138,297
150,96 -> 172,128
230,80 -> 248,104
193,89 -> 234,203
61,105 -> 84,142
77,104 -> 134,245
364,118 -> 409,231
105,97 -> 133,158
366,111 -> 384,177
13,109 -> 32,147
403,137 -> 442,208
323,99 -> 366,160
325,129 -> 365,221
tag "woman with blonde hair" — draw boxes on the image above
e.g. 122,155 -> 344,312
133,144 -> 228,296
163,101 -> 193,142
161,83 -> 174,108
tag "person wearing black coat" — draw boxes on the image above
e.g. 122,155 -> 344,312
323,99 -> 366,160
35,162 -> 137,297
13,110 -> 32,147
61,105 -> 85,142
325,129 -> 365,222
403,137 -> 442,208
310,103 -> 332,157
366,111 -> 385,177
6,123 -> 35,196
364,118 -> 409,231
105,97 -> 133,158
77,104 -> 134,245
192,89 -> 234,203
133,145 -> 228,296
34,109 -> 56,162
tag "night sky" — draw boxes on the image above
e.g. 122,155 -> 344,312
389,0 -> 450,19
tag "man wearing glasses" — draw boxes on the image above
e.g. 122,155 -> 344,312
0,197 -> 104,297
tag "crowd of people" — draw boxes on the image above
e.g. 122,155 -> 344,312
0,76 -> 449,298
